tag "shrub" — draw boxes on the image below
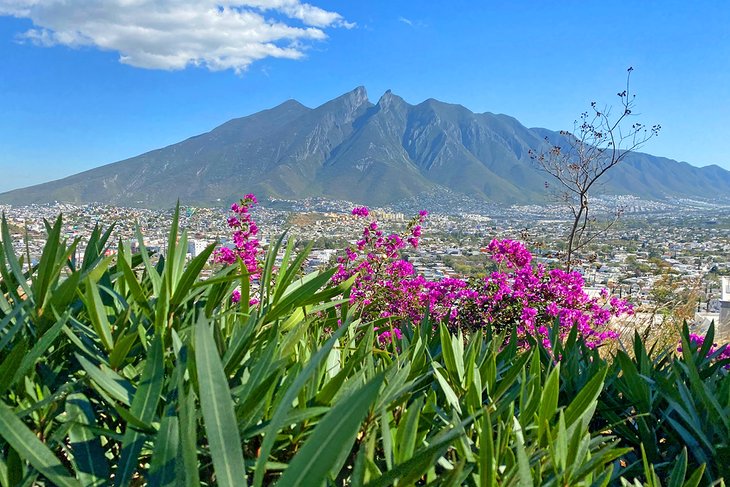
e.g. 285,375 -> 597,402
0,201 -> 720,486
325,204 -> 631,349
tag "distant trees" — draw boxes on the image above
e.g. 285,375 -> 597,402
530,68 -> 661,269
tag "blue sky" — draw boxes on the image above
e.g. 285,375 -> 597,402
0,0 -> 728,193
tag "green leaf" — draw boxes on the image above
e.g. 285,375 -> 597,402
83,278 -> 114,352
66,393 -> 109,487
47,271 -> 81,321
271,238 -> 311,304
554,412 -> 568,472
117,253 -> 152,313
109,332 -> 139,370
564,367 -> 607,429
664,447 -> 688,487
253,317 -> 354,487
0,402 -> 80,487
263,267 -> 337,322
195,314 -> 247,487
178,388 -> 200,487
439,324 -> 459,380
682,464 -> 706,487
170,242 -> 215,309
4,446 -> 24,487
432,363 -> 462,413
277,374 -> 384,486
0,214 -> 31,298
149,411 -> 180,487
479,411 -> 496,487
440,459 -> 469,487
394,396 -> 423,463
259,232 -> 287,304
570,442 -> 628,484
538,362 -> 559,441
512,417 -> 532,487
16,311 -> 68,383
492,351 -> 531,401
315,328 -> 373,405
81,223 -> 115,272
31,214 -> 65,314
134,227 -> 161,297
76,354 -> 134,406
364,415 -> 477,487
0,339 -> 27,395
116,332 -> 165,487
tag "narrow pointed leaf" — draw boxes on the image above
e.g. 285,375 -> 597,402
76,354 -> 134,406
115,333 -> 165,487
195,315 -> 247,487
66,393 -> 109,487
149,412 -> 180,487
254,318 -> 353,487
277,374 -> 384,486
0,402 -> 80,487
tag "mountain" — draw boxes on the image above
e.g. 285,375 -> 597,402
2,87 -> 729,208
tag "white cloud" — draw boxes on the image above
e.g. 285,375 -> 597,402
0,0 -> 354,72
398,16 -> 426,28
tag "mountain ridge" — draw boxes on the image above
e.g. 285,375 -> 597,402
2,87 -> 728,208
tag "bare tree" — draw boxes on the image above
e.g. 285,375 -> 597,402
530,67 -> 661,269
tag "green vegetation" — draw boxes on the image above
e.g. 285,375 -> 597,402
0,211 -> 728,486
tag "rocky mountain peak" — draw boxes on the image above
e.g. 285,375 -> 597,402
376,89 -> 406,111
342,85 -> 369,111
319,86 -> 370,124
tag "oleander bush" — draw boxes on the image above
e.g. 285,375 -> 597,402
0,199 -> 726,486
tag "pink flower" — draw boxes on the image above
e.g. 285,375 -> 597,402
330,214 -> 625,351
216,195 -> 263,299
678,334 -> 730,368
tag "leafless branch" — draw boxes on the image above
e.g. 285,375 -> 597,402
529,68 -> 660,270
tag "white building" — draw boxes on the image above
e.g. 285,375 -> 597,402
188,239 -> 212,258
720,277 -> 730,331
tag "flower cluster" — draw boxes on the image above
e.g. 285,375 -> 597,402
678,333 -> 730,368
213,194 -> 261,276
333,208 -> 427,285
217,195 -> 631,350
463,243 -> 628,348
330,208 -> 429,342
334,208 -> 630,349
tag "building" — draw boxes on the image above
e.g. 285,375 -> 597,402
720,277 -> 730,336
188,239 -> 212,258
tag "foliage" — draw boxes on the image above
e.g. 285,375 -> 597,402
546,320 -> 730,485
0,204 -> 725,486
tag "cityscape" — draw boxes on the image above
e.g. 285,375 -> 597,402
4,192 -> 729,342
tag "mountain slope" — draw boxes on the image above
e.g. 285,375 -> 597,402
1,87 -> 728,207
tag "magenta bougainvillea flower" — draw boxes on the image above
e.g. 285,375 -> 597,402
214,194 -> 261,277
333,206 -> 630,349
217,195 -> 632,349
678,334 -> 730,368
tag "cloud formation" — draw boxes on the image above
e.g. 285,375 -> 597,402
0,0 -> 353,72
